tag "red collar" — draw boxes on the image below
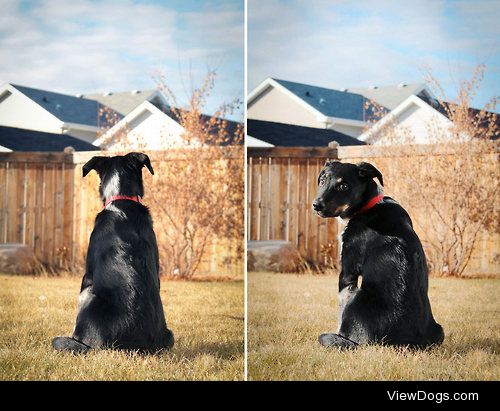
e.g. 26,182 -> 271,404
357,193 -> 384,215
104,195 -> 142,209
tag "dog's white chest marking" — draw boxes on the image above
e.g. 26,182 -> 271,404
73,287 -> 93,334
338,285 -> 357,332
103,171 -> 120,199
77,287 -> 93,311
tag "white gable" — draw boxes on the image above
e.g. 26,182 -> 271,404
95,101 -> 186,150
246,135 -> 274,147
359,95 -> 453,145
0,83 -> 63,134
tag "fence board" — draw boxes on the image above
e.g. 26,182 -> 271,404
6,164 -> 17,243
34,165 -> 44,257
0,163 -> 6,243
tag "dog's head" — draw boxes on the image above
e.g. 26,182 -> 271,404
82,152 -> 154,201
312,161 -> 383,219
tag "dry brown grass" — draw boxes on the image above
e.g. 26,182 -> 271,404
0,275 -> 243,381
248,272 -> 500,381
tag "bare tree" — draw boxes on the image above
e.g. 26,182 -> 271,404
363,65 -> 499,276
149,71 -> 244,278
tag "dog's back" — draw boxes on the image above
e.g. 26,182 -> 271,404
53,153 -> 173,353
72,201 -> 173,351
348,199 -> 444,347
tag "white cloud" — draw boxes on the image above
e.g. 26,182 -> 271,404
0,0 -> 244,119
248,0 -> 500,108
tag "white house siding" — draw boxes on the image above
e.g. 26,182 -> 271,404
329,123 -> 364,138
66,127 -> 98,144
100,107 -> 185,150
0,88 -> 63,133
248,86 -> 324,128
246,135 -> 274,147
370,101 -> 452,145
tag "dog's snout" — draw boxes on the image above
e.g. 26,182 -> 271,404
313,199 -> 325,211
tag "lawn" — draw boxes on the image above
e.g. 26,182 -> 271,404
248,272 -> 500,381
0,274 -> 244,381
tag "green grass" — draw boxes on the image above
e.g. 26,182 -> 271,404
248,272 -> 500,381
0,275 -> 244,380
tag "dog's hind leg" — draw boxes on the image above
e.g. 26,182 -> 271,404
162,328 -> 174,350
423,321 -> 445,347
52,336 -> 91,354
318,333 -> 358,349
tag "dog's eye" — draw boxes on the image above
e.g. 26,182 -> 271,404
319,176 -> 327,186
337,183 -> 349,191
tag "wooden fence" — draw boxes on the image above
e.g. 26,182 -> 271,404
247,145 -> 500,275
0,150 -> 244,277
247,147 -> 339,265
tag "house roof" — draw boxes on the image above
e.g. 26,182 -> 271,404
247,120 -> 365,147
82,89 -> 158,116
0,126 -> 97,151
272,78 -> 373,121
347,83 -> 427,110
11,84 -> 113,127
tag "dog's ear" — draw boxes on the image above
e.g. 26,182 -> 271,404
128,152 -> 154,175
82,156 -> 107,177
356,162 -> 384,186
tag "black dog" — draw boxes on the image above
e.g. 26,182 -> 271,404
52,152 -> 174,353
313,161 -> 444,349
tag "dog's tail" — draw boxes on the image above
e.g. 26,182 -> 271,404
52,336 -> 91,354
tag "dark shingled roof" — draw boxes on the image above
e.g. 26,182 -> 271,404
273,78 -> 383,121
247,120 -> 366,147
82,89 -> 157,116
0,126 -> 97,151
12,84 -> 120,127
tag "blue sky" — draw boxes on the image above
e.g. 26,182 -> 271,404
0,0 -> 244,120
248,0 -> 500,110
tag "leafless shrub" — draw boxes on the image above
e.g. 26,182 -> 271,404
149,71 -> 244,279
364,65 -> 499,276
